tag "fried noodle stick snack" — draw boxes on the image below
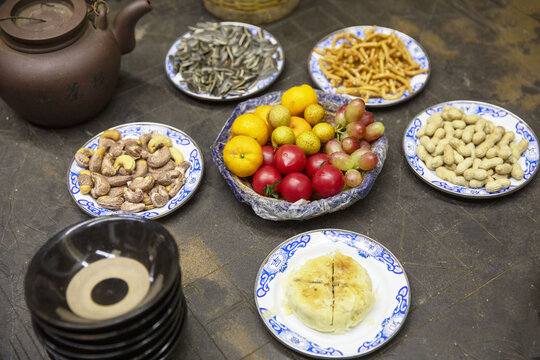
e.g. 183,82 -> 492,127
314,26 -> 428,100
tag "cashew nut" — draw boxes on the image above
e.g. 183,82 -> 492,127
90,172 -> 110,198
108,186 -> 126,197
149,160 -> 175,174
101,153 -> 117,177
129,175 -> 155,192
77,170 -> 93,195
109,140 -> 125,158
97,137 -> 115,150
99,129 -> 122,142
97,196 -> 124,210
88,147 -> 106,173
75,148 -> 94,168
147,135 -> 172,153
124,187 -> 144,203
114,155 -> 136,172
176,161 -> 191,176
147,146 -> 171,168
105,175 -> 132,187
139,133 -> 152,149
155,170 -> 181,186
169,147 -> 184,165
132,159 -> 148,178
124,139 -> 144,159
150,185 -> 170,208
167,176 -> 185,197
121,202 -> 145,213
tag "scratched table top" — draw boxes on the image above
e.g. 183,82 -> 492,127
1,0 -> 539,359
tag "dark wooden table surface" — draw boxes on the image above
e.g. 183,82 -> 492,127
1,0 -> 540,359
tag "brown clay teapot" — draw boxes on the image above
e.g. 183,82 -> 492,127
0,0 -> 151,127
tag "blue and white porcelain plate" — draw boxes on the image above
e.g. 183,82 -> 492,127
255,229 -> 410,359
308,26 -> 430,107
164,22 -> 284,101
403,100 -> 539,198
67,122 -> 204,219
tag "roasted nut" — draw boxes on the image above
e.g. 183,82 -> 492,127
147,146 -> 171,168
129,175 -> 155,192
132,159 -> 148,178
90,172 -> 110,198
150,185 -> 169,208
441,106 -> 464,121
108,186 -> 126,197
101,153 -> 117,177
77,170 -> 93,195
88,147 -> 106,173
176,161 -> 191,176
109,140 -> 125,158
105,175 -> 132,187
100,129 -> 122,142
167,176 -> 185,197
97,196 -> 124,210
124,139 -> 144,159
75,148 -> 94,168
155,170 -> 181,186
139,133 -> 152,149
149,160 -> 175,174
121,202 -> 145,213
114,155 -> 136,173
97,137 -> 115,150
170,147 -> 184,165
148,135 -> 172,153
124,187 -> 144,203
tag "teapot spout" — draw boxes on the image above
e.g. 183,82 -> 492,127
112,0 -> 152,55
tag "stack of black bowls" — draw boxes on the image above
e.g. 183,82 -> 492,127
24,216 -> 186,360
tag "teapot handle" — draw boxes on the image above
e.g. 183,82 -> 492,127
88,0 -> 109,30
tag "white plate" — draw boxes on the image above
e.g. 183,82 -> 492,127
308,26 -> 430,107
67,122 -> 204,219
254,229 -> 410,359
403,100 -> 539,198
164,22 -> 284,101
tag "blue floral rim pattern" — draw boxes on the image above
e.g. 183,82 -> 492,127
309,26 -> 430,108
403,100 -> 539,198
67,122 -> 204,219
164,22 -> 284,102
210,90 -> 388,221
254,229 -> 410,359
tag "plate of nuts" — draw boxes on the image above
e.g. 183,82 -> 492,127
68,122 -> 204,218
165,21 -> 284,101
403,101 -> 539,198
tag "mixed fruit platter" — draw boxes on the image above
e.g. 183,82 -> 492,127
211,84 -> 388,220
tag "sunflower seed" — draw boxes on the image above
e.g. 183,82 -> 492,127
171,21 -> 279,98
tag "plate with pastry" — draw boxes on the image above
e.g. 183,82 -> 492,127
254,229 -> 410,358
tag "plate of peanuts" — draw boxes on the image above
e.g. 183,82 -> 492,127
403,101 -> 539,198
68,122 -> 204,218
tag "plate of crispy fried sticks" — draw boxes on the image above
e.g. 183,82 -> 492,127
309,26 -> 430,107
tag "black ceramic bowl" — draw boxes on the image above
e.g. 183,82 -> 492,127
32,272 -> 183,344
40,299 -> 187,360
25,216 -> 180,331
33,287 -> 184,359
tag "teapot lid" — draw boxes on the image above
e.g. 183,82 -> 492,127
0,0 -> 87,48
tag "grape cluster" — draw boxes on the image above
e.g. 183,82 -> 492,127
324,99 -> 385,188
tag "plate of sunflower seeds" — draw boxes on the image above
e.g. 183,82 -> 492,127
165,21 -> 285,101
